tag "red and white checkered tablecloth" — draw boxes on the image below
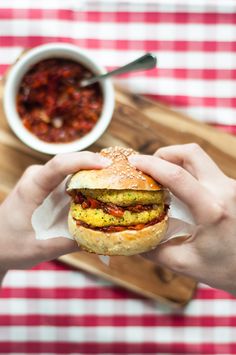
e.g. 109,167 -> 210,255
0,1 -> 236,354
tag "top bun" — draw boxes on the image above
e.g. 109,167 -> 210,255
67,146 -> 162,191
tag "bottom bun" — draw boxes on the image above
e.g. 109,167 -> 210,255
68,213 -> 168,256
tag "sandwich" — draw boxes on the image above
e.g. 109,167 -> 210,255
66,146 -> 169,255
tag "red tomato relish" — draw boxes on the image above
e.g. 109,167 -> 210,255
16,58 -> 103,143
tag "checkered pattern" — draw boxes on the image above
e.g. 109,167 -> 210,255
0,1 -> 236,354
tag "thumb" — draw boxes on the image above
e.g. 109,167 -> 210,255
17,152 -> 111,209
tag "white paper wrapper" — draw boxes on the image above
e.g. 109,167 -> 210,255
32,180 -> 196,245
32,179 -> 74,240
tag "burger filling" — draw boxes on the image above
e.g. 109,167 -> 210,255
70,189 -> 168,232
79,189 -> 164,206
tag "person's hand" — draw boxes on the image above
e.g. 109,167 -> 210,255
129,143 -> 236,294
0,152 -> 110,278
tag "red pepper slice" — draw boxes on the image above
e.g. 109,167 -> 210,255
129,223 -> 145,230
87,197 -> 100,209
104,205 -> 124,218
82,201 -> 90,209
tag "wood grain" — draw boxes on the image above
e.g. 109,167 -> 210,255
59,252 -> 196,308
1,75 -> 235,307
111,90 -> 236,178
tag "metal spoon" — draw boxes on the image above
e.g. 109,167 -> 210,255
80,53 -> 157,88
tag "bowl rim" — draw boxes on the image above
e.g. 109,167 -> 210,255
3,43 -> 115,155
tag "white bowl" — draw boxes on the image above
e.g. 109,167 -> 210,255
3,43 -> 115,155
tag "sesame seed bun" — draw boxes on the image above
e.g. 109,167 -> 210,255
66,146 -> 162,191
67,146 -> 168,256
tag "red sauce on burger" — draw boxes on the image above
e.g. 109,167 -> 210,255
16,58 -> 103,143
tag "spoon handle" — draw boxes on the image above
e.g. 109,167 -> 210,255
81,53 -> 157,87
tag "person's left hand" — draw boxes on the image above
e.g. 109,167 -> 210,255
0,152 -> 110,275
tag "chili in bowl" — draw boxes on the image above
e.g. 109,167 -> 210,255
3,43 -> 114,155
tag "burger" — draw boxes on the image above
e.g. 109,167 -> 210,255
66,146 -> 169,256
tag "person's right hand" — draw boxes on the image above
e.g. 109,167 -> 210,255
0,151 -> 110,277
129,143 -> 236,294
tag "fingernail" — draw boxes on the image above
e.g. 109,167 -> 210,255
128,155 -> 139,164
99,156 -> 112,166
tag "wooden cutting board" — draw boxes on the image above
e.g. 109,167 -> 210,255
0,78 -> 236,307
